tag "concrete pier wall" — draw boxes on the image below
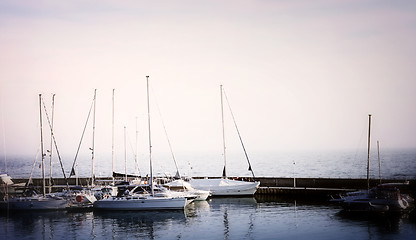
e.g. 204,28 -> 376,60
9,176 -> 415,192
255,177 -> 415,190
2,177 -> 414,200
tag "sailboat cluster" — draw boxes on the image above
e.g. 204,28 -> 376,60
0,77 -> 260,212
3,78 -> 410,215
329,115 -> 414,214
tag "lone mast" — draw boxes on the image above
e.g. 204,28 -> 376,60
220,85 -> 227,179
124,126 -> 127,182
112,89 -> 115,185
48,94 -> 55,193
91,89 -> 97,187
367,114 -> 371,191
39,94 -> 46,197
146,76 -> 154,196
377,140 -> 381,184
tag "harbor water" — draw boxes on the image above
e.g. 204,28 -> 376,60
1,197 -> 416,240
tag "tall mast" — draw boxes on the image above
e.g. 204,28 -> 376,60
135,116 -> 139,176
39,94 -> 46,197
112,89 -> 115,185
124,126 -> 127,182
146,76 -> 154,195
377,140 -> 381,184
49,94 -> 55,193
220,85 -> 227,178
367,114 -> 371,191
91,89 -> 97,187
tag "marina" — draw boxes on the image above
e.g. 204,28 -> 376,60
2,1 -> 416,239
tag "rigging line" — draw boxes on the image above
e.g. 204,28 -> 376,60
222,88 -> 256,180
127,130 -> 141,176
0,96 -> 6,173
41,96 -> 69,187
354,117 -> 368,163
150,85 -> 181,178
27,149 -> 41,187
70,97 -> 94,177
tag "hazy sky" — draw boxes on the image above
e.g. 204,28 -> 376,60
1,0 -> 416,163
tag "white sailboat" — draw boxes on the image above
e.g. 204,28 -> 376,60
93,76 -> 188,210
189,85 -> 260,196
0,94 -> 69,211
65,90 -> 99,209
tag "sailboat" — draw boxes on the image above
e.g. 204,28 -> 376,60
189,85 -> 260,196
63,90 -> 99,209
331,114 -> 413,213
0,94 -> 69,210
93,76 -> 189,210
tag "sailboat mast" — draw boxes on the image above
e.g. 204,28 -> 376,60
124,126 -> 127,182
220,85 -> 227,179
49,94 -> 55,193
135,116 -> 139,176
112,89 -> 115,185
91,89 -> 97,187
367,114 -> 371,191
377,140 -> 381,184
146,76 -> 154,196
39,94 -> 46,197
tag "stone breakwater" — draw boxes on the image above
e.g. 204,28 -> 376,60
4,176 -> 415,199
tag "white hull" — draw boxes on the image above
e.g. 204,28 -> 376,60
192,190 -> 211,201
189,179 -> 259,196
0,196 -> 69,210
93,195 -> 187,210
164,180 -> 211,201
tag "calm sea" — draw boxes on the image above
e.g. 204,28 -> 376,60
2,148 -> 415,180
1,197 -> 415,240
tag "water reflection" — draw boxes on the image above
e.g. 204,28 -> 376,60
93,210 -> 187,239
256,195 -> 416,240
208,197 -> 258,240
335,210 -> 411,235
1,197 -> 415,240
211,197 -> 258,205
184,200 -> 210,217
1,211 -> 74,239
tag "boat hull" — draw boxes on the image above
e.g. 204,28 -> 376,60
342,200 -> 390,213
0,197 -> 69,210
93,196 -> 187,210
189,179 -> 260,196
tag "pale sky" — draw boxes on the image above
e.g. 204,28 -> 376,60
1,0 -> 416,163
